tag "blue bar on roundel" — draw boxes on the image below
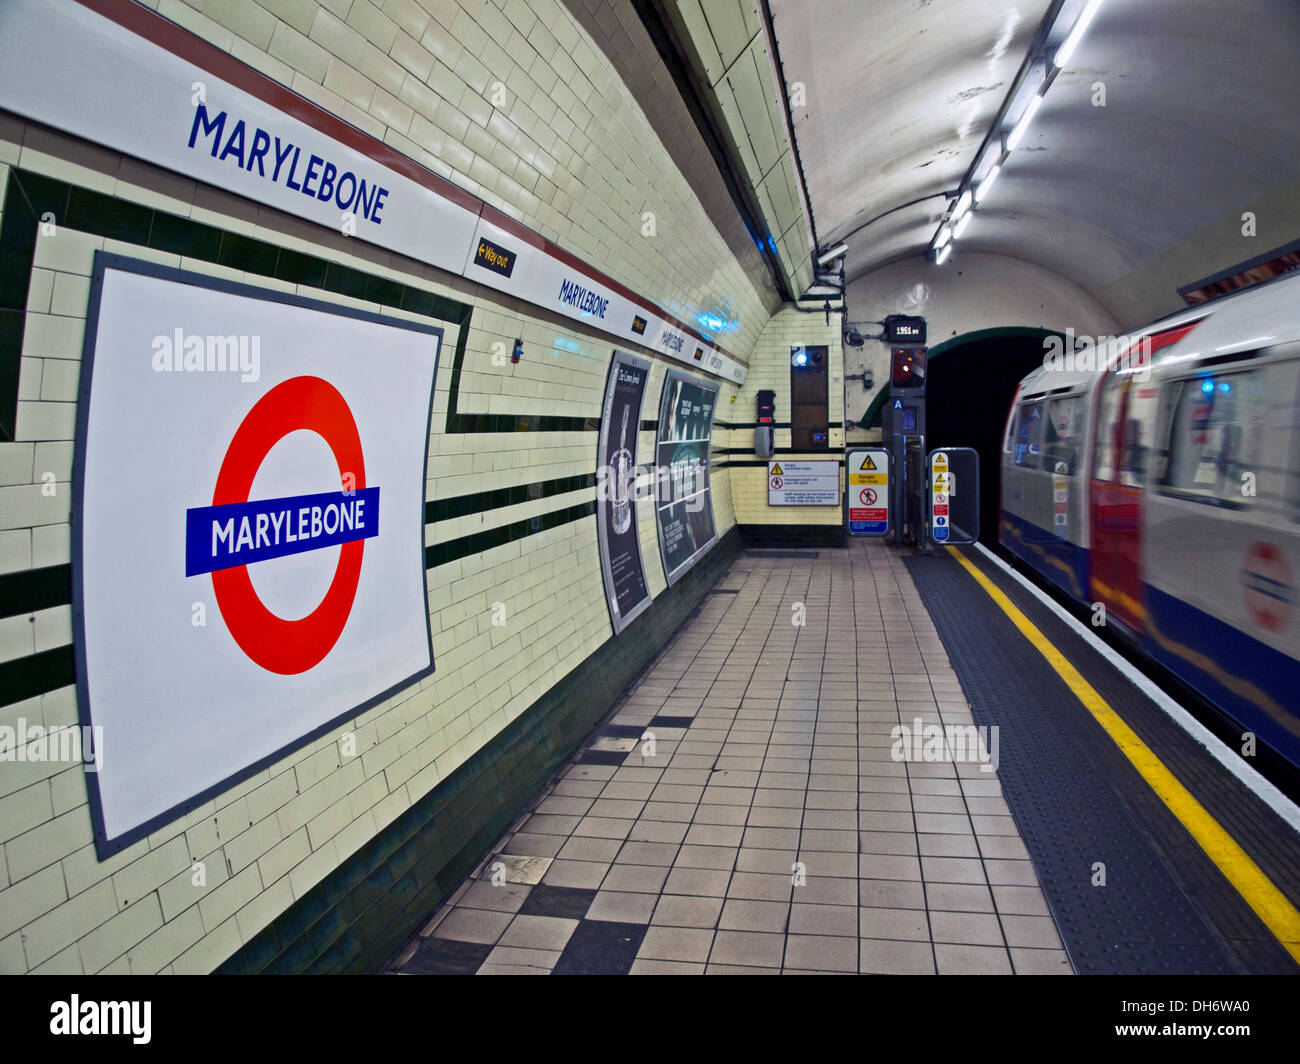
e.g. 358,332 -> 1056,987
184,487 -> 380,577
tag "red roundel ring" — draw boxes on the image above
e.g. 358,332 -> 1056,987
211,376 -> 366,675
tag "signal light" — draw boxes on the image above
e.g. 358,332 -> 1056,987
891,347 -> 927,389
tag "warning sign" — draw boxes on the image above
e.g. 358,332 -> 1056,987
846,448 -> 889,535
768,460 -> 838,506
931,452 -> 949,541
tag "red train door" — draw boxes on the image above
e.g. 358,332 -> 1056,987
1089,374 -> 1144,631
1088,321 -> 1203,633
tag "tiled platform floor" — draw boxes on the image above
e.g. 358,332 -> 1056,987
387,539 -> 1072,975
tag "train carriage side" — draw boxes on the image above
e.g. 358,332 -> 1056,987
1139,280 -> 1300,767
1001,365 -> 1097,602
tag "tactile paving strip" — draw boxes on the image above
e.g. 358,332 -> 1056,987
905,551 -> 1299,974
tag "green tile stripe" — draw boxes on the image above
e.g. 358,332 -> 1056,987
217,525 -> 743,974
425,502 -> 596,569
0,168 -> 474,443
425,473 -> 595,523
0,563 -> 71,620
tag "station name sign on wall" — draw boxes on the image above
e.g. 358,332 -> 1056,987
0,0 -> 746,385
73,256 -> 439,853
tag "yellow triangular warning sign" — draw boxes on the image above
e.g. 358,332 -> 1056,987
769,463 -> 783,475
861,454 -> 877,470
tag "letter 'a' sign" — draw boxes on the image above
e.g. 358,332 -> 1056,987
73,255 -> 440,853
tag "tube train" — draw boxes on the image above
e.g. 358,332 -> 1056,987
1000,272 -> 1300,769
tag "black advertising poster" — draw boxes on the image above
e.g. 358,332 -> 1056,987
655,369 -> 718,585
597,350 -> 652,633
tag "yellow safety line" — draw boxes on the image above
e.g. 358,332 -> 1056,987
945,545 -> 1300,963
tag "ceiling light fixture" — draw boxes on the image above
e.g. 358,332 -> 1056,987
974,164 -> 1001,204
929,0 -> 1106,268
950,189 -> 973,223
1005,92 -> 1044,151
1053,0 -> 1105,69
815,242 -> 849,266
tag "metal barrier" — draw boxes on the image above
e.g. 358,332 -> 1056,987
903,434 -> 930,551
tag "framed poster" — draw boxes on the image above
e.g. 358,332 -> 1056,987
654,369 -> 719,586
596,350 -> 652,633
72,254 -> 440,854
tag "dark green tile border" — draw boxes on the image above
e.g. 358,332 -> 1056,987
217,525 -> 743,974
0,169 -> 475,442
0,563 -> 71,620
425,473 -> 595,523
425,502 -> 596,569
739,524 -> 846,549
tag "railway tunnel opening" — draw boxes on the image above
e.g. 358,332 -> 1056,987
923,327 -> 1059,545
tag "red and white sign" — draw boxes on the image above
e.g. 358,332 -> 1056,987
76,260 -> 438,849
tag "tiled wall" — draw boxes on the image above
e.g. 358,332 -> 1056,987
0,0 -> 837,974
726,305 -> 844,528
0,98 -> 743,972
145,0 -> 773,356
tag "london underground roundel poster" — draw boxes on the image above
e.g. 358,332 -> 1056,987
72,254 -> 440,853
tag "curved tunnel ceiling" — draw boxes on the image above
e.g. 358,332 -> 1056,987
768,0 -> 1300,323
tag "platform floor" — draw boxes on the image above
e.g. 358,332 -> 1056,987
387,539 -> 1071,975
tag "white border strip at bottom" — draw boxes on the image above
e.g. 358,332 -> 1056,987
974,542 -> 1300,836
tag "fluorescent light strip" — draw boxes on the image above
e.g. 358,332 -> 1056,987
935,243 -> 953,265
1005,92 -> 1044,151
951,189 -> 973,223
952,211 -> 972,239
935,225 -> 951,249
1054,0 -> 1105,69
974,163 -> 1001,204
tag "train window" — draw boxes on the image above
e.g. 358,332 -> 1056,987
1003,407 -> 1019,454
1014,402 -> 1043,467
1093,377 -> 1123,482
1158,369 -> 1267,506
1120,383 -> 1160,488
1044,395 -> 1082,475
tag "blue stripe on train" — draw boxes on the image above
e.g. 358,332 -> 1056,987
998,509 -> 1089,600
999,507 -> 1300,766
1143,583 -> 1300,769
